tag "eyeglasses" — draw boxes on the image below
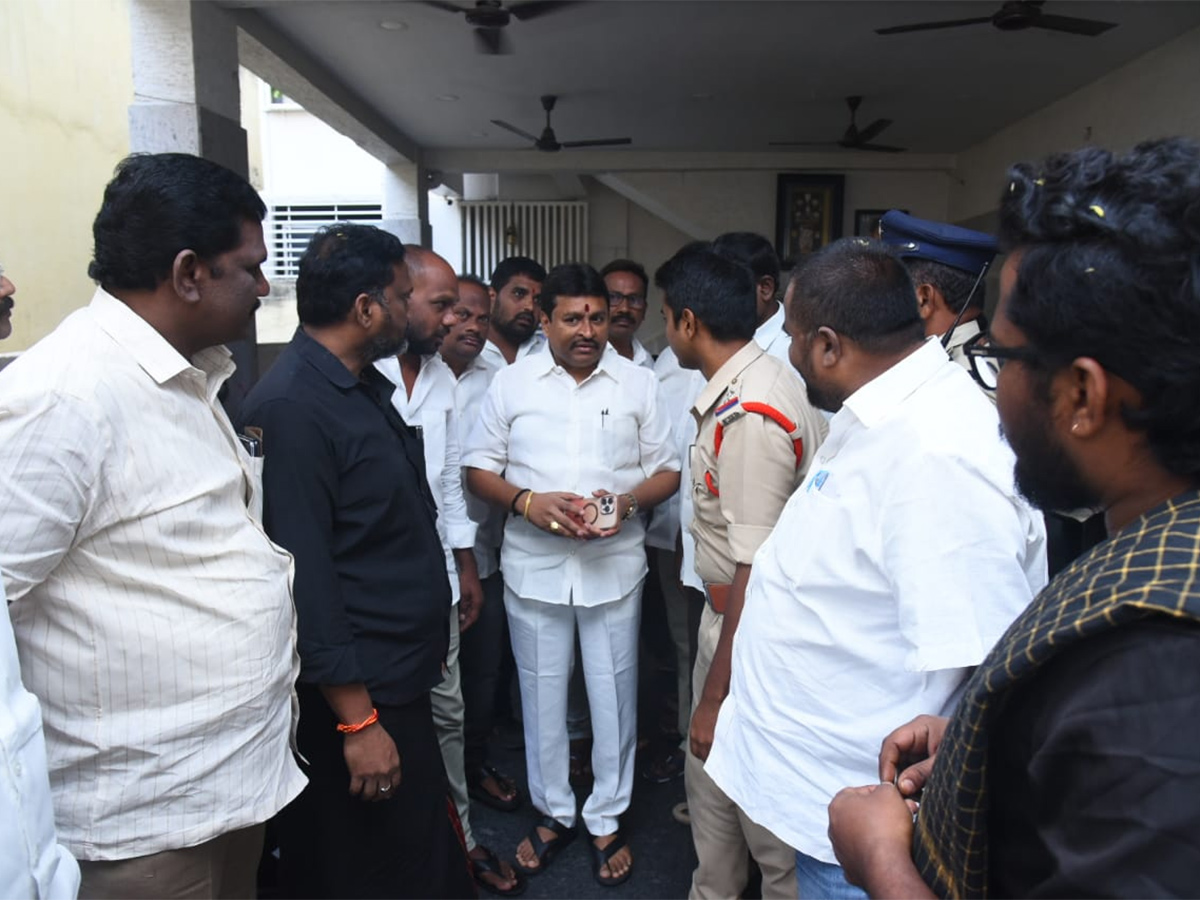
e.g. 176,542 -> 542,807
608,291 -> 647,309
962,332 -> 1040,391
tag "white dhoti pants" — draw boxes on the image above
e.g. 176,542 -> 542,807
504,584 -> 641,837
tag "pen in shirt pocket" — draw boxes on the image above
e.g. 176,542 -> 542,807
601,408 -> 609,429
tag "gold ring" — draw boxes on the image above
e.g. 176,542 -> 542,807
549,521 -> 561,532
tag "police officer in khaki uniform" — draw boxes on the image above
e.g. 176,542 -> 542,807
655,243 -> 827,899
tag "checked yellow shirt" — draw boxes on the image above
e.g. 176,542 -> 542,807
914,489 -> 1200,898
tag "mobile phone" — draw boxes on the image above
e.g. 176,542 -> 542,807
580,493 -> 619,530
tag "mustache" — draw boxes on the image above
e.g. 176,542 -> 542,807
0,296 -> 12,313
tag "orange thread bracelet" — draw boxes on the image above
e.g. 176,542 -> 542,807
336,708 -> 379,734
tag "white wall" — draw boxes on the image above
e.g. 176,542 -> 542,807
950,25 -> 1200,222
260,98 -> 385,201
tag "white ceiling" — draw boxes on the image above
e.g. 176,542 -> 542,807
225,1 -> 1200,155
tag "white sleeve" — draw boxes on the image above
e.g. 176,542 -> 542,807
461,372 -> 511,475
439,405 -> 477,550
882,454 -> 1037,672
0,389 -> 104,603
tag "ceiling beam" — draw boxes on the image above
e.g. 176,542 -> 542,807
230,7 -> 421,166
422,149 -> 959,175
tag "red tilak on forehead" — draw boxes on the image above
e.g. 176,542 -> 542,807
584,303 -> 591,314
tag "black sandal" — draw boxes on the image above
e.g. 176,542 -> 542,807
468,763 -> 523,812
470,845 -> 527,897
512,815 -> 578,877
590,833 -> 633,887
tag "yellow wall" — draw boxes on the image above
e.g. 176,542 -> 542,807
0,0 -> 133,350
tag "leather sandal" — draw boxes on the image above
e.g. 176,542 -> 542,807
590,832 -> 633,887
468,763 -> 523,812
470,845 -> 527,897
512,815 -> 578,877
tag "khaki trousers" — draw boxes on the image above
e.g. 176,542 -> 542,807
686,604 -> 797,900
431,607 -> 476,850
78,824 -> 265,900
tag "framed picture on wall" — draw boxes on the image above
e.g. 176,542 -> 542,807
775,174 -> 845,267
854,208 -> 907,239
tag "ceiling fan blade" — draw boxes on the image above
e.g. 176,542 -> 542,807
490,119 -> 538,142
855,118 -> 892,144
841,141 -> 907,153
875,16 -> 992,35
473,26 -> 512,54
559,137 -> 633,148
1032,14 -> 1117,36
419,0 -> 467,15
768,140 -> 841,147
509,1 -> 579,21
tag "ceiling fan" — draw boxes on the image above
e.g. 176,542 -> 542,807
875,1 -> 1117,37
770,96 -> 905,153
419,0 -> 579,55
491,95 -> 632,152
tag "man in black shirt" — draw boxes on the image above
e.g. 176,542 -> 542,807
241,224 -> 474,898
827,138 -> 1200,898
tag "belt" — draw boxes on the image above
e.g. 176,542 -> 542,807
703,583 -> 731,615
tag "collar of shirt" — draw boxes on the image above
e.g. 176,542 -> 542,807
613,337 -> 653,369
482,332 -> 544,366
288,326 -> 378,394
946,317 -> 984,355
89,288 -> 235,399
534,342 -> 622,384
754,302 -> 787,352
691,341 -> 765,419
841,338 -> 948,430
374,352 -> 455,414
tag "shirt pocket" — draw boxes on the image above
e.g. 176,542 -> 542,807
246,456 -> 265,524
601,411 -> 641,471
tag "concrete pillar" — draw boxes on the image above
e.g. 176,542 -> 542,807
128,0 -> 257,417
382,161 -> 429,246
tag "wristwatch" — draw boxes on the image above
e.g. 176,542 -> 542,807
622,492 -> 638,520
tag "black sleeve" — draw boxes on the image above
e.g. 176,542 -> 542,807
989,616 -> 1200,898
245,397 -> 363,687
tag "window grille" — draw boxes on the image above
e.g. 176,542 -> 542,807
266,203 -> 383,277
460,201 -> 588,277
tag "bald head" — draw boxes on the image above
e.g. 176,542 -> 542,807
401,245 -> 458,356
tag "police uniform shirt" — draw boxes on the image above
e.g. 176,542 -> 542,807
689,342 -> 826,586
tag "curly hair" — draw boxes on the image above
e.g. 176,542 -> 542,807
998,137 -> 1200,480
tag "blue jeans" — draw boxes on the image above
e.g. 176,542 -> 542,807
795,850 -> 868,900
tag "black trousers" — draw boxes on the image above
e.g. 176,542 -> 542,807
277,686 -> 476,899
460,571 -> 507,773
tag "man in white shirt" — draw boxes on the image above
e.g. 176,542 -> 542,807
704,237 -> 1047,900
464,263 -> 680,887
600,259 -> 654,368
712,232 -> 791,366
441,275 -> 524,819
0,260 -> 80,900
482,256 -> 546,367
374,248 -> 522,897
0,153 -> 305,898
